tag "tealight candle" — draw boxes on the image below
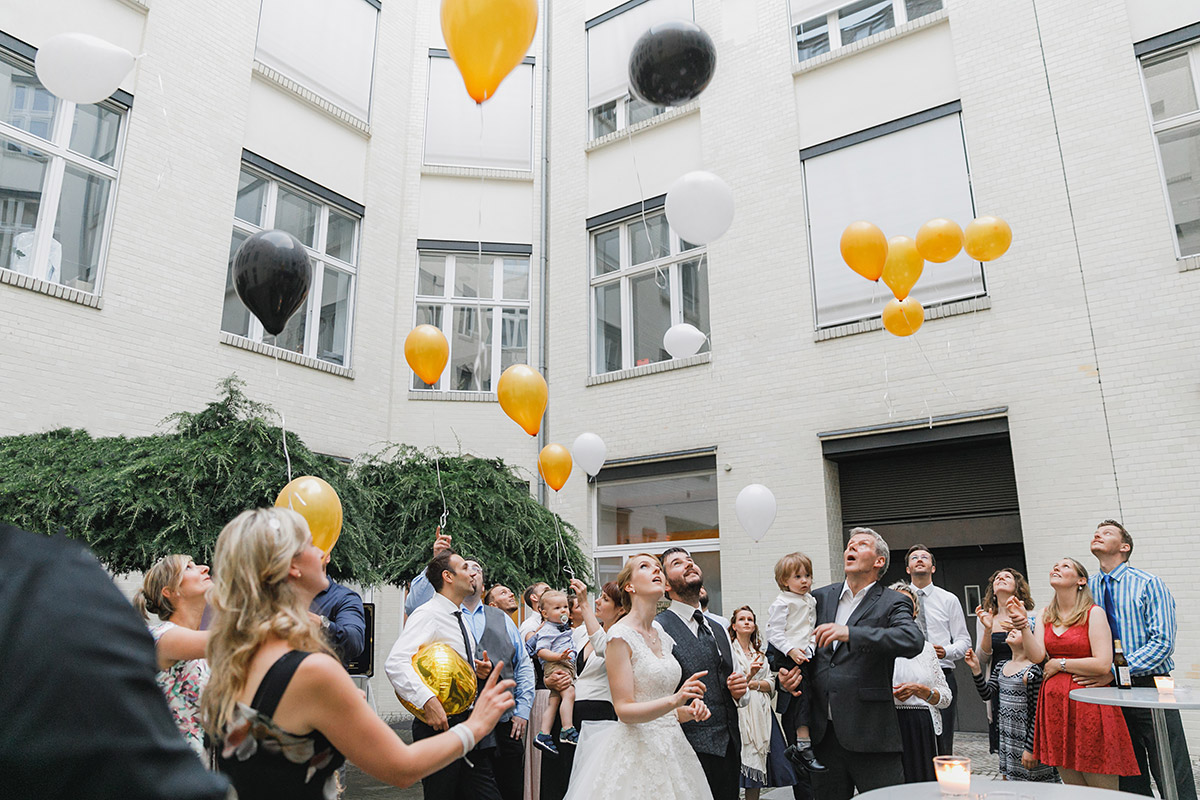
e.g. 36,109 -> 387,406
933,756 -> 971,795
1155,676 -> 1175,694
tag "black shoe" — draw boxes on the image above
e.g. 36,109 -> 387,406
785,744 -> 828,773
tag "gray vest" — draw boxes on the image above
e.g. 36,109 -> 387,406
479,606 -> 517,721
656,609 -> 741,758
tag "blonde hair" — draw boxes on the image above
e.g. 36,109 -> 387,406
889,581 -> 919,618
538,589 -> 568,613
615,553 -> 661,614
133,554 -> 190,621
774,552 -> 814,591
200,507 -> 334,737
1043,557 -> 1095,629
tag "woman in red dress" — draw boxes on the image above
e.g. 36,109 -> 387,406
1021,557 -> 1138,789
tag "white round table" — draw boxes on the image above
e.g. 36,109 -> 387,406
1071,687 -> 1200,800
856,777 -> 1144,799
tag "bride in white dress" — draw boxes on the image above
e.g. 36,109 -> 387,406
564,554 -> 715,800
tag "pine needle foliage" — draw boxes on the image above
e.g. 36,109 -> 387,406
0,376 -> 590,590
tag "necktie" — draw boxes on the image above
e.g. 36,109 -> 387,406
916,588 -> 930,638
693,609 -> 721,663
453,610 -> 474,664
1101,574 -> 1122,649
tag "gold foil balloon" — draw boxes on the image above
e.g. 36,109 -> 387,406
441,0 -> 538,103
497,364 -> 548,436
840,221 -> 888,282
396,642 -> 478,722
881,297 -> 925,337
405,324 -> 450,386
964,216 -> 1012,261
275,476 -> 343,554
538,444 -> 573,492
915,218 -> 964,263
881,236 -> 924,301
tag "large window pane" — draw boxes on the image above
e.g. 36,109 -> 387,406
0,57 -> 57,141
412,304 -> 444,389
453,254 -> 493,298
630,271 -> 671,367
54,165 -> 111,292
594,557 -> 624,591
1145,53 -> 1198,123
904,0 -> 942,22
69,104 -> 122,166
592,100 -> 617,139
1158,123 -> 1200,257
419,253 -> 448,297
0,140 -> 48,274
594,282 -> 622,373
325,209 -> 356,262
235,170 -> 268,226
501,308 -> 529,372
681,257 -> 710,352
594,227 -> 620,275
839,0 -> 894,45
425,59 -> 533,170
222,231 -> 252,336
796,16 -> 830,62
596,472 -> 719,547
629,215 -> 669,265
450,305 -> 493,391
317,267 -> 352,365
502,257 -> 529,300
263,302 -> 307,354
627,96 -> 663,127
275,188 -> 319,247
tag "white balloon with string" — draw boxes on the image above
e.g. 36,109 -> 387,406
35,33 -> 135,105
665,170 -> 734,245
663,323 -> 707,359
735,484 -> 777,543
572,433 -> 607,477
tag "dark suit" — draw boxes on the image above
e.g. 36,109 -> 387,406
808,581 -> 924,800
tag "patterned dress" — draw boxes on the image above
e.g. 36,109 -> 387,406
149,621 -> 210,757
972,661 -> 1059,782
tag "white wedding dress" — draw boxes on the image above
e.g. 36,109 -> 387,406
563,620 -> 715,800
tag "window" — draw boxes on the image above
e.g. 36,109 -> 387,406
222,165 -> 359,366
425,55 -> 533,170
1141,44 -> 1200,257
255,0 -> 379,119
412,249 -> 531,392
789,0 -> 943,63
0,51 -> 124,294
802,111 -> 981,328
593,466 -> 723,613
585,0 -> 692,138
590,208 -> 710,374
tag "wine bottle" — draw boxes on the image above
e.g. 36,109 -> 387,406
1113,639 -> 1132,689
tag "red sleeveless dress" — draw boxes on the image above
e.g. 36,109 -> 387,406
1033,610 -> 1139,775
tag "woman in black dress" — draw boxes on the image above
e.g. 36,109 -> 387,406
973,567 -> 1036,753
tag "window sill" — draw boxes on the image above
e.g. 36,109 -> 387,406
815,294 -> 989,341
0,269 -> 103,309
219,332 -> 355,378
251,60 -> 371,137
793,8 -> 949,76
420,164 -> 535,182
117,0 -> 150,11
408,389 -> 498,402
585,101 -> 701,153
1179,254 -> 1200,272
587,351 -> 712,385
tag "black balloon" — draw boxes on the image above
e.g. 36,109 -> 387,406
628,19 -> 717,108
232,229 -> 312,336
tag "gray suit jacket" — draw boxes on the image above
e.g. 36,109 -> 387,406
656,608 -> 741,759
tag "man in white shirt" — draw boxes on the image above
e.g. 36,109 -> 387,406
518,582 -> 549,642
905,544 -> 971,756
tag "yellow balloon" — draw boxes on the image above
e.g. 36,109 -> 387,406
396,642 -> 478,722
882,297 -> 925,337
881,236 -> 924,300
441,0 -> 538,103
964,216 -> 1012,261
276,476 -> 343,554
405,324 -> 450,386
538,444 -> 573,492
915,218 -> 963,263
497,364 -> 547,436
840,221 -> 888,282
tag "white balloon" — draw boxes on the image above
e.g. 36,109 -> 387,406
662,323 -> 707,359
735,484 -> 777,543
35,33 -> 135,105
665,170 -> 735,245
572,433 -> 608,477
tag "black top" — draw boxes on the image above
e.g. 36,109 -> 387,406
215,651 -> 346,800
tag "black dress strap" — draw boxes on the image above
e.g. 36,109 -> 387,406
250,650 -> 311,718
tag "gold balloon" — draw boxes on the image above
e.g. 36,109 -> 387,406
405,324 -> 449,386
964,216 -> 1012,261
275,476 -> 343,554
538,444 -> 573,492
497,364 -> 547,437
441,0 -> 538,103
396,642 -> 478,722
881,297 -> 925,337
840,221 -> 888,282
915,218 -> 963,263
881,236 -> 924,301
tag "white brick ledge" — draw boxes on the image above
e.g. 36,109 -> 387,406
420,164 -> 535,182
0,269 -> 103,309
586,102 -> 701,153
116,0 -> 150,11
815,295 -> 990,341
1179,255 -> 1200,273
220,332 -> 355,378
408,389 -> 498,402
586,351 -> 712,386
793,9 -> 949,76
252,61 -> 371,137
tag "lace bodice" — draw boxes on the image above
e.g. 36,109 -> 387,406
608,620 -> 681,705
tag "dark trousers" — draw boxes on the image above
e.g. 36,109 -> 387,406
696,736 -> 742,800
492,718 -> 525,800
413,715 -> 503,800
811,720 -> 905,800
780,700 -> 814,800
937,667 -> 958,756
1121,676 -> 1197,800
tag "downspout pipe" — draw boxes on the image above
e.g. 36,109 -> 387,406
536,0 -> 551,507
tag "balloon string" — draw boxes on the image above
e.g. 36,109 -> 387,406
431,401 -> 449,531
275,352 -> 293,483
911,332 -> 957,399
475,102 -> 487,393
624,122 -> 668,290
549,492 -> 574,585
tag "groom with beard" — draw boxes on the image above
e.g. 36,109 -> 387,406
657,547 -> 749,800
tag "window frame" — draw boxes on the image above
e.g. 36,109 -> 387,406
0,49 -> 127,296
411,249 -> 533,393
226,165 -> 361,367
791,0 -> 943,65
588,209 -> 710,375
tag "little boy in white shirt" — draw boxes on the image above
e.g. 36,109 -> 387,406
766,551 -> 825,774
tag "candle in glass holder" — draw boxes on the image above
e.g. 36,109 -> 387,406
1155,676 -> 1175,694
933,756 -> 971,795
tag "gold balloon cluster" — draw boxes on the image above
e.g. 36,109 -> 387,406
397,642 -> 478,722
840,216 -> 1012,337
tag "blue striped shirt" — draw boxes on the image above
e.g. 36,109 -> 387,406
1088,562 -> 1176,675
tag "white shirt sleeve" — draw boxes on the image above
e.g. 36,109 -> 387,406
765,596 -> 790,653
385,607 -> 437,709
943,590 -> 972,663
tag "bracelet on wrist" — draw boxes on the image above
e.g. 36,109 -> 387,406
449,723 -> 476,756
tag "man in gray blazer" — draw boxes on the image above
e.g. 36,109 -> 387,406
781,528 -> 923,800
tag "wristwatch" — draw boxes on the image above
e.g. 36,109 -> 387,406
1059,658 -> 1067,672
